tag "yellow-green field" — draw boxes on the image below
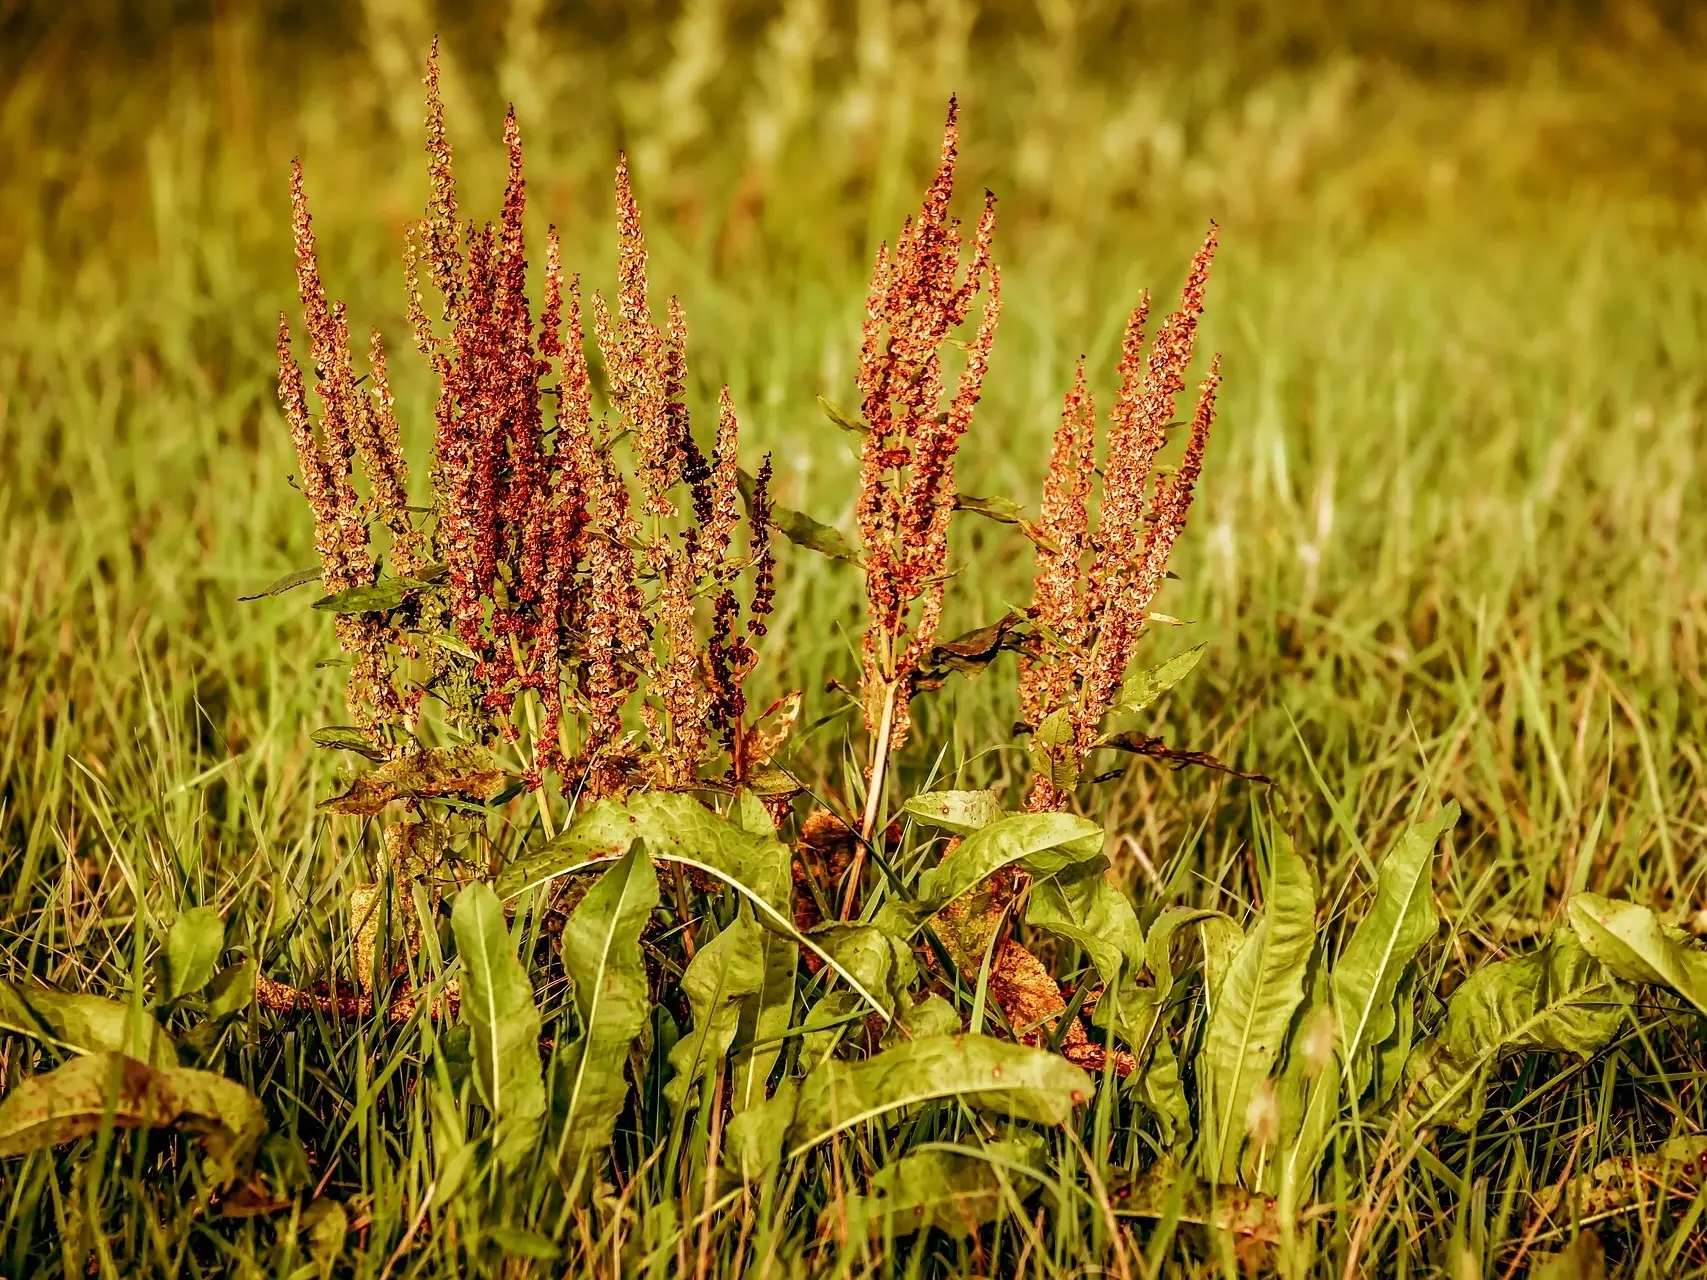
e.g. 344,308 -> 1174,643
2,3 -> 1706,1276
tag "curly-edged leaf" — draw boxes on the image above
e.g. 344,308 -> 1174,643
737,468 -> 858,562
785,1035 -> 1092,1158
310,726 -> 389,763
239,565 -> 321,601
914,811 -> 1104,918
1027,861 -> 1145,1040
1199,829 -> 1317,1184
554,845 -> 658,1171
1028,708 -> 1080,796
450,882 -> 545,1170
731,926 -> 798,1112
1108,643 -> 1206,721
915,613 -> 1028,688
1331,803 -> 1456,1088
852,1136 -> 1046,1238
666,908 -> 766,1123
0,984 -> 177,1069
1567,893 -> 1707,1017
1145,907 -> 1243,1008
902,789 -> 1005,836
161,905 -> 226,1002
1268,966 -> 1337,1198
0,1052 -> 265,1174
1409,932 -> 1623,1130
501,793 -> 885,1023
954,492 -> 1024,524
818,395 -> 870,437
311,576 -> 439,614
811,923 -> 919,1020
1143,1033 -> 1193,1149
320,745 -> 507,815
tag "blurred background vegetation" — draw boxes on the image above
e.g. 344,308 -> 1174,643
2,0 -> 1705,920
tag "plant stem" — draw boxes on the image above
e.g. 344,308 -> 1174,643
842,677 -> 899,918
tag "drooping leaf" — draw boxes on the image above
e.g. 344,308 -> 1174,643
913,811 -> 1105,917
1108,644 -> 1207,720
786,1034 -> 1092,1157
0,984 -> 177,1069
311,576 -> 439,614
1566,893 -> 1707,1017
239,565 -> 321,601
915,613 -> 1028,687
554,846 -> 658,1172
1331,803 -> 1456,1089
851,1136 -> 1045,1238
161,905 -> 226,1002
450,882 -> 545,1171
1408,932 -> 1623,1130
901,789 -> 1005,835
321,745 -> 507,815
737,468 -> 858,562
1027,861 -> 1146,1041
501,793 -> 884,1021
817,395 -> 869,438
1198,829 -> 1317,1184
310,726 -> 389,762
953,492 -> 1025,524
0,1052 -> 266,1176
665,908 -> 766,1123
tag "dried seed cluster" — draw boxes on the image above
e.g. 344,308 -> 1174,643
279,44 -> 775,797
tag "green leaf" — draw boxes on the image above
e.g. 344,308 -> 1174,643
737,469 -> 858,563
1026,861 -> 1145,1039
311,576 -> 438,614
1566,893 -> 1707,1017
321,745 -> 507,815
902,789 -> 1005,836
310,726 -> 389,762
239,565 -> 321,601
665,908 -> 766,1123
731,926 -> 798,1113
450,882 -> 546,1171
817,395 -> 869,437
1142,1034 -> 1193,1150
501,793 -> 884,1023
0,1052 -> 266,1175
489,1226 -> 560,1261
161,905 -> 226,1001
1408,932 -> 1623,1130
914,811 -> 1105,917
1330,803 -> 1456,1088
1027,708 -> 1080,796
851,1136 -> 1045,1238
554,845 -> 658,1172
1530,1231 -> 1606,1280
207,962 -> 257,1020
0,984 -> 177,1069
954,492 -> 1024,524
1108,643 -> 1206,721
785,1035 -> 1092,1158
1198,829 -> 1317,1184
726,1077 -> 798,1182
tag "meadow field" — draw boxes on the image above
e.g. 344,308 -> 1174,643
2,2 -> 1707,1276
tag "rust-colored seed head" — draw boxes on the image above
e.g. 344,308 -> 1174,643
1023,225 -> 1221,808
852,100 -> 999,758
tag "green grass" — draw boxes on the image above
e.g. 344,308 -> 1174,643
3,3 -> 1707,1276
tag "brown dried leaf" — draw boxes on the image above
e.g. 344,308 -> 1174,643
320,745 -> 507,815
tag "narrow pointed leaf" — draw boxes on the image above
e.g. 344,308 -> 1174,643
1199,829 -> 1316,1183
737,468 -> 858,562
239,565 -> 320,601
450,882 -> 545,1170
1331,803 -> 1455,1087
665,908 -> 766,1122
1109,643 -> 1207,720
555,846 -> 658,1170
